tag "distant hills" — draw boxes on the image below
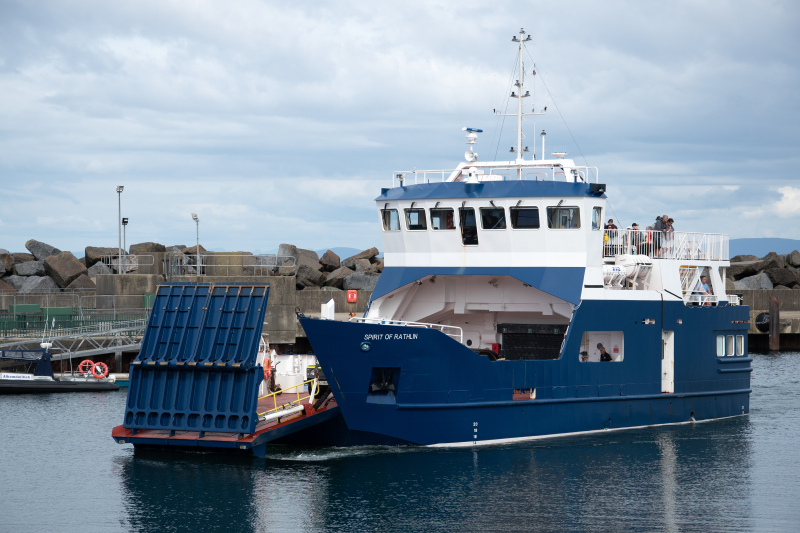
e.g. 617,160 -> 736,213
729,238 -> 800,258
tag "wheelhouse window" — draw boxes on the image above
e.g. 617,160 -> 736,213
480,207 -> 506,230
459,208 -> 479,245
381,209 -> 400,231
510,207 -> 540,229
716,336 -> 724,357
592,207 -> 602,230
404,208 -> 427,230
726,335 -> 734,356
736,335 -> 744,356
547,206 -> 581,229
430,208 -> 455,230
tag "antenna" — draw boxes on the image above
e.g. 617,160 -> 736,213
462,127 -> 482,162
495,28 -> 546,178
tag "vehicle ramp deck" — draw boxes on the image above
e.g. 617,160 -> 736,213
112,282 -> 344,455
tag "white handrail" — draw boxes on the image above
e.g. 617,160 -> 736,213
603,230 -> 729,261
349,317 -> 463,344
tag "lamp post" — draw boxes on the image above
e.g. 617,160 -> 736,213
191,213 -> 199,276
116,186 -> 124,274
122,217 -> 128,274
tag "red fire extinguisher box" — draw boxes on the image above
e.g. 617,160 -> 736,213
347,290 -> 358,303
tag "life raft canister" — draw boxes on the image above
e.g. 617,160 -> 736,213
90,362 -> 109,379
78,360 -> 95,375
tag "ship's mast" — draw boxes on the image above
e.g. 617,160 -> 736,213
496,28 -> 546,179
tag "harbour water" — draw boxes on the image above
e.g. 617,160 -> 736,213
1,352 -> 798,532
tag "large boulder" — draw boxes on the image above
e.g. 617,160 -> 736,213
67,274 -> 96,290
296,264 -> 326,289
296,248 -> 321,270
13,260 -> 45,277
25,239 -> 62,261
85,246 -> 119,268
3,275 -> 27,290
129,242 -> 166,254
277,243 -> 297,261
324,266 -> 353,289
762,252 -> 784,270
18,276 -> 60,293
319,250 -> 340,272
0,249 -> 12,272
731,254 -> 760,263
0,260 -> 5,277
734,272 -> 773,290
343,271 -> 380,291
764,268 -> 797,288
43,251 -> 88,288
727,261 -> 763,280
11,252 -> 34,264
342,247 -> 379,269
183,244 -> 207,256
0,278 -> 15,293
370,258 -> 384,273
87,261 -> 112,278
787,250 -> 800,268
354,258 -> 372,271
774,285 -> 792,290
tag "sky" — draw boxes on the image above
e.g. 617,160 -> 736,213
0,0 -> 798,256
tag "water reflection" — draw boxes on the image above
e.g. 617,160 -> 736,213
118,416 -> 755,533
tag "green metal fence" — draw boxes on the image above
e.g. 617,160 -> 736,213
0,308 -> 150,340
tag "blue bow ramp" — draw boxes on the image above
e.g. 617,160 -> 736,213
123,283 -> 269,435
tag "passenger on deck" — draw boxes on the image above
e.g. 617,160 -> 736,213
653,215 -> 668,256
628,223 -> 645,254
697,274 -> 713,306
605,219 -> 617,230
598,343 -> 612,362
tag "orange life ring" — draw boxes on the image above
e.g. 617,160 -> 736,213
90,362 -> 109,379
78,360 -> 94,375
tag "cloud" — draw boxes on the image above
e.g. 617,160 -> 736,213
0,0 -> 799,251
774,186 -> 800,218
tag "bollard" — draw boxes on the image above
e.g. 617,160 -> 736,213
769,296 -> 780,351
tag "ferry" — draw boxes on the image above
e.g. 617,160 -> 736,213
111,30 -> 750,454
297,29 -> 752,446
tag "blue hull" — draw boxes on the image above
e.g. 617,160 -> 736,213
300,300 -> 752,446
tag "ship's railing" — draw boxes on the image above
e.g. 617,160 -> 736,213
349,317 -> 463,343
393,170 -> 451,187
392,165 -> 599,187
165,253 -> 296,279
257,378 -> 318,418
603,230 -> 728,261
100,254 -> 155,273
